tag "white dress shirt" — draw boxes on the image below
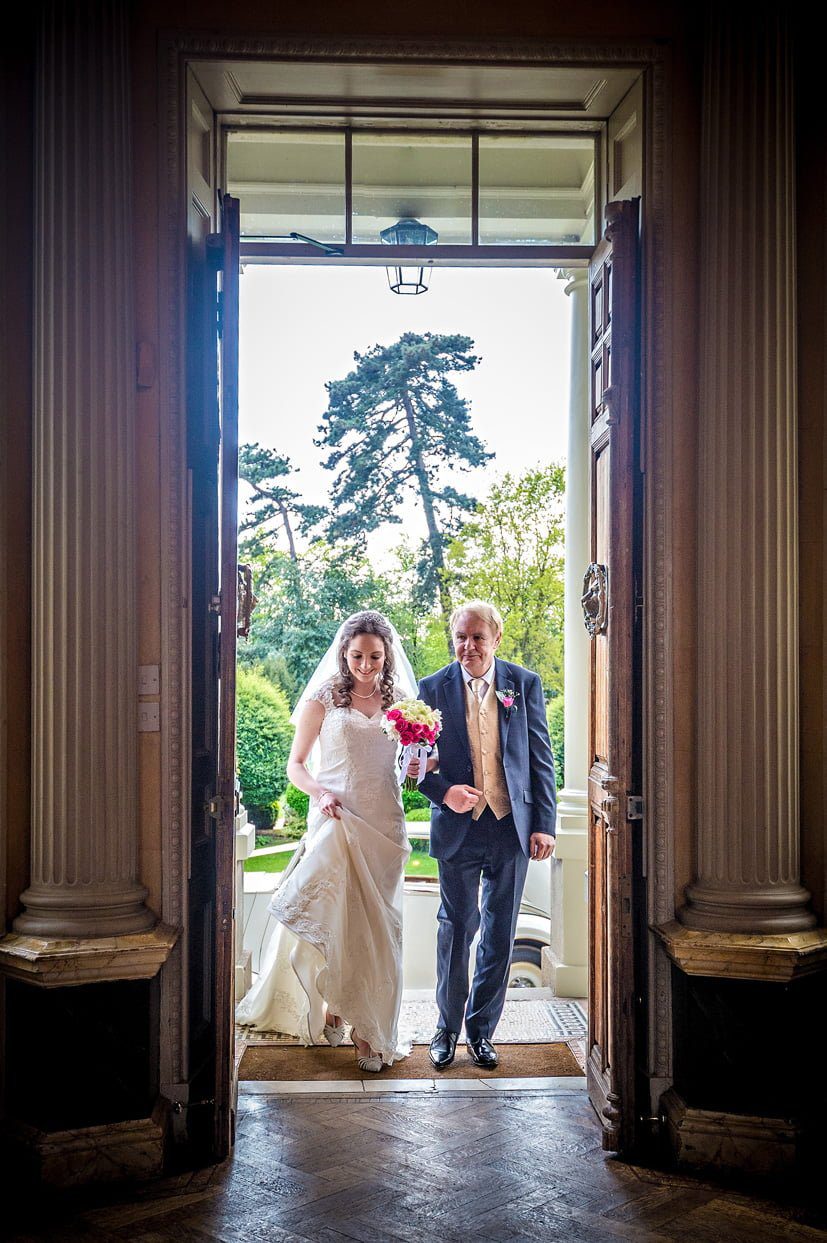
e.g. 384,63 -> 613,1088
460,661 -> 496,701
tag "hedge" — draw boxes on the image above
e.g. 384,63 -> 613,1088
236,668 -> 294,828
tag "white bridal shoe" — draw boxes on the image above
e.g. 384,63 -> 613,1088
323,1015 -> 345,1047
351,1028 -> 383,1073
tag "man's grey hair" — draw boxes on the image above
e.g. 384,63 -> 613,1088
449,600 -> 504,639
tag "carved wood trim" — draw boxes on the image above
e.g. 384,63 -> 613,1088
157,28 -> 672,1099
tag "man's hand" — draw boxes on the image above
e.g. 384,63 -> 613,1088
443,784 -> 482,814
529,832 -> 555,861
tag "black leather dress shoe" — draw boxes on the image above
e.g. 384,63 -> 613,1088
466,1037 -> 499,1069
428,1028 -> 459,1070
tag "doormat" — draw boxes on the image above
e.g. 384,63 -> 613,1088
240,996 -> 587,1047
238,1041 -> 582,1081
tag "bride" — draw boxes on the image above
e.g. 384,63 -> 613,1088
235,610 -> 417,1071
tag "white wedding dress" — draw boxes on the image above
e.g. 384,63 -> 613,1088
235,679 -> 412,1065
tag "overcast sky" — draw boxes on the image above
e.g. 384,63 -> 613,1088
239,264 -> 572,563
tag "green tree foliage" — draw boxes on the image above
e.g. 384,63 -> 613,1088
236,668 -> 294,827
547,695 -> 565,790
316,333 -> 492,640
236,536 -> 400,698
446,464 -> 565,695
239,443 -> 325,561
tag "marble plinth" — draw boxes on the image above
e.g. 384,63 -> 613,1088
7,1112 -> 165,1189
655,920 -> 827,982
0,924 -> 178,987
661,1089 -> 797,1178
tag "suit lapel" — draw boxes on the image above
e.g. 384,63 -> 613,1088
495,658 -> 512,756
442,661 -> 471,762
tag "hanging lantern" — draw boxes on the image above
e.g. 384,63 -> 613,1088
380,217 -> 438,294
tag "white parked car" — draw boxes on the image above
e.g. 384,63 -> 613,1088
404,829 -> 551,990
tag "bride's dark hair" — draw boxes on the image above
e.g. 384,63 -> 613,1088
334,611 -> 397,709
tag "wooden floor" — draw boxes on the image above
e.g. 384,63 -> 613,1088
8,1089 -> 827,1242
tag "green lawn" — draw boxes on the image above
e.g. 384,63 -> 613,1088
244,850 -> 297,874
244,830 -> 439,878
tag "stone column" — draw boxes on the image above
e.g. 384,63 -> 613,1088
679,6 -> 814,934
545,269 -> 589,996
14,1 -> 154,937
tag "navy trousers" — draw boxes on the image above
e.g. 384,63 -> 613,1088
435,807 -> 530,1041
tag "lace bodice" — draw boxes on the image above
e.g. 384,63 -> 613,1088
307,679 -> 404,829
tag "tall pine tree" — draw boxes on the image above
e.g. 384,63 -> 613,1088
239,443 -> 325,561
316,332 -> 492,641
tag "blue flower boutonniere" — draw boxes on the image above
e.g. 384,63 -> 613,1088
495,687 -> 520,717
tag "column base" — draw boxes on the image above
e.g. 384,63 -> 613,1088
679,883 -> 816,934
0,924 -> 178,987
548,787 -> 588,999
661,1089 -> 798,1179
541,945 -> 587,998
663,948 -> 825,1181
655,919 -> 827,982
4,1110 -> 166,1193
13,880 -> 157,939
235,949 -> 252,1000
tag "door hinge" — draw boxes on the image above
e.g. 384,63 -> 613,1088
171,1097 -> 215,1115
626,795 -> 644,821
207,794 -> 225,819
209,593 -> 221,614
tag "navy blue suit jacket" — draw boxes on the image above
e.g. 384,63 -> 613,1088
417,658 -> 557,861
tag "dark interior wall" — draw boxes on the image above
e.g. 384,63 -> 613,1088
135,0 -> 680,41
795,20 -> 827,923
0,18 -> 34,930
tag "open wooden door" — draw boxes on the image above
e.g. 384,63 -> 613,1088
584,198 -> 642,1153
212,193 -> 241,1160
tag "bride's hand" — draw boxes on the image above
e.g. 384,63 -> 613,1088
318,790 -> 342,819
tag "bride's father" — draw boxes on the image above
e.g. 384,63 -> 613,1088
417,601 -> 557,1070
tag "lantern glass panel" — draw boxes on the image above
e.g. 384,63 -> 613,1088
478,134 -> 596,245
352,134 -> 471,244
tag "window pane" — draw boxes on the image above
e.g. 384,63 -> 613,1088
227,130 -> 346,241
352,134 -> 471,245
478,135 -> 596,245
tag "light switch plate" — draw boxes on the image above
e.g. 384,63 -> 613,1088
138,701 -> 160,732
138,664 -> 160,694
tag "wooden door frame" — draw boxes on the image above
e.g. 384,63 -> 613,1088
155,32 -> 675,1147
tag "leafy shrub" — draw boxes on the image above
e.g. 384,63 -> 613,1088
547,695 -> 564,789
236,669 -> 294,826
284,782 -> 310,818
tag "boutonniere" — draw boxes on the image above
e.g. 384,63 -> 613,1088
495,688 -> 520,716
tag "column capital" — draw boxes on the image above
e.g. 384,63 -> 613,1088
558,268 -> 589,297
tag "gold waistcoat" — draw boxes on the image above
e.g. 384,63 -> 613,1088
465,677 -> 512,821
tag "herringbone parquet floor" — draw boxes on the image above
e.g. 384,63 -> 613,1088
8,1089 -> 827,1242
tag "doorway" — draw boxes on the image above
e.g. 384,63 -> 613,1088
166,44 -> 661,1168
232,259 -> 585,1089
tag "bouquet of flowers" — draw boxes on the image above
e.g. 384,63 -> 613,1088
382,699 -> 443,790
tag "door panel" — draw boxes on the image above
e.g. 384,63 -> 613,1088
213,193 -> 241,1160
184,68 -> 220,1162
586,198 -> 641,1154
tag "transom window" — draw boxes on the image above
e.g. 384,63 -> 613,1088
226,128 -> 597,259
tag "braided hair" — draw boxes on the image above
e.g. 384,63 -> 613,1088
333,611 -> 397,709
